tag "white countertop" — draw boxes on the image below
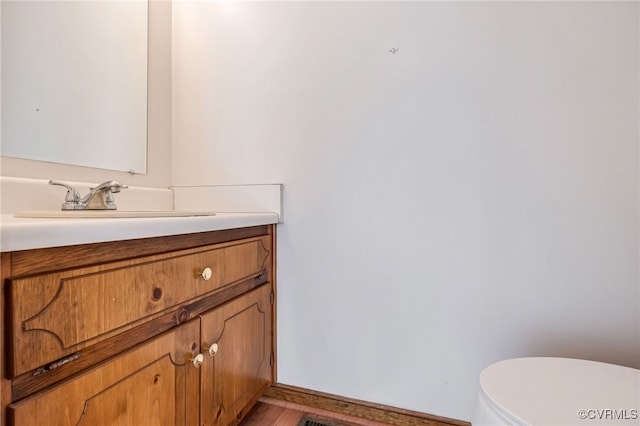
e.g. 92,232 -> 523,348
0,212 -> 279,252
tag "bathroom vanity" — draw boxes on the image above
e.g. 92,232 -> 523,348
0,215 -> 277,425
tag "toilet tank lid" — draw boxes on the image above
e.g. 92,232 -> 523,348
479,357 -> 640,426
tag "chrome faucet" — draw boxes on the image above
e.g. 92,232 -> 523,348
49,180 -> 127,210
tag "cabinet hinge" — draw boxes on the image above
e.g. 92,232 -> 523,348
270,292 -> 274,305
270,353 -> 274,367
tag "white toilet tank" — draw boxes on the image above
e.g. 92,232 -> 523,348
471,357 -> 640,425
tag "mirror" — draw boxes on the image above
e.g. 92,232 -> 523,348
1,0 -> 148,173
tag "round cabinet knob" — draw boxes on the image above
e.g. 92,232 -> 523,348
207,343 -> 219,357
191,353 -> 204,368
201,267 -> 213,281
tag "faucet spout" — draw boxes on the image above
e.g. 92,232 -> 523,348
49,179 -> 127,210
81,181 -> 127,210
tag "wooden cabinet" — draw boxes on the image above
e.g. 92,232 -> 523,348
200,285 -> 273,425
0,225 -> 276,426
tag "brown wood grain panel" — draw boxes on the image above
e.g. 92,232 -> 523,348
9,225 -> 269,276
7,235 -> 270,378
3,224 -> 276,424
243,398 -> 380,426
264,384 -> 470,426
11,274 -> 269,401
200,285 -> 274,425
269,225 -> 278,383
8,320 -> 201,426
1,253 -> 13,426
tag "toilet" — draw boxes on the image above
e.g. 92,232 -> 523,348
472,357 -> 640,425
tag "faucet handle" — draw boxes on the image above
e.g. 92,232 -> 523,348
90,181 -> 128,194
49,180 -> 82,210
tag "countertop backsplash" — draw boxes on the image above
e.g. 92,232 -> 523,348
0,176 -> 174,215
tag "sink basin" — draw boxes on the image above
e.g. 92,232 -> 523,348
15,210 -> 216,219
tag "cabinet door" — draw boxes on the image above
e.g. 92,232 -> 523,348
200,284 -> 273,425
8,319 -> 201,426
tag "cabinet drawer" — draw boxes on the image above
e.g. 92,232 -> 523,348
7,236 -> 270,377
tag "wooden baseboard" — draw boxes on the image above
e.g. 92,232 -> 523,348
264,383 -> 470,426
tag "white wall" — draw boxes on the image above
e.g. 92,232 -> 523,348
172,1 -> 639,421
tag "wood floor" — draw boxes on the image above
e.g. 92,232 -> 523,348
241,397 -> 391,426
244,384 -> 470,426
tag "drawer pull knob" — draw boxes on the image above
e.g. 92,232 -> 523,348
191,353 -> 204,368
207,343 -> 219,357
200,267 -> 213,281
